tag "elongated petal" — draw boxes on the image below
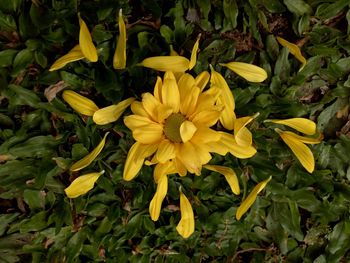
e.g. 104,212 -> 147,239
49,45 -> 85,71
113,9 -> 126,69
189,34 -> 201,70
153,76 -> 163,102
139,56 -> 190,72
266,118 -> 316,135
210,66 -> 235,110
218,96 -> 235,130
130,101 -> 149,117
154,160 -> 176,183
180,121 -> 197,143
234,114 -> 258,146
178,142 -> 201,175
180,86 -> 200,116
156,140 -> 176,163
280,130 -> 323,144
276,36 -> 307,69
62,90 -> 99,116
220,132 -> 257,158
236,176 -> 271,220
276,129 -> 315,173
191,109 -> 221,127
133,123 -> 163,144
176,191 -> 195,238
124,115 -> 155,131
191,127 -> 221,144
78,16 -> 98,62
149,174 -> 168,221
65,170 -> 105,198
123,142 -> 158,181
195,71 -> 210,91
162,75 -> 180,113
70,133 -> 109,172
204,165 -> 240,195
93,98 -> 135,125
221,62 -> 267,82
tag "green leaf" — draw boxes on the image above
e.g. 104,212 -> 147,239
315,0 -> 349,20
0,49 -> 18,67
12,49 -> 34,76
223,0 -> 238,29
283,0 -> 312,16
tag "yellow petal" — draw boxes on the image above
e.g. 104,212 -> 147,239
65,170 -> 105,198
62,90 -> 99,116
220,62 -> 267,82
156,139 -> 176,163
154,160 -> 176,183
176,191 -> 195,238
113,9 -> 127,69
123,142 -> 158,181
180,86 -> 200,116
180,121 -> 197,143
132,123 -> 163,144
204,165 -> 240,195
170,45 -> 179,56
189,34 -> 201,70
162,74 -> 180,113
142,92 -> 162,121
280,130 -> 323,144
149,173 -> 168,221
236,176 -> 271,220
220,132 -> 257,158
276,36 -> 307,69
195,70 -> 210,91
193,142 -> 212,165
276,129 -> 315,173
49,45 -> 85,71
153,76 -> 163,102
191,127 -> 221,143
70,133 -> 109,172
178,73 -> 195,98
218,96 -> 235,130
124,115 -> 156,131
191,109 -> 221,127
178,142 -> 201,175
130,101 -> 149,117
265,118 -> 316,135
139,56 -> 190,72
93,98 -> 135,125
78,16 -> 98,62
234,114 -> 258,146
210,66 -> 235,110
174,157 -> 187,177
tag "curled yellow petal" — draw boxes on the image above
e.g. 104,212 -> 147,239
149,174 -> 168,221
123,142 -> 158,181
93,98 -> 135,125
113,9 -> 126,69
70,133 -> 109,172
62,90 -> 99,116
219,132 -> 257,159
189,34 -> 201,70
65,170 -> 105,198
236,176 -> 271,220
180,121 -> 197,143
280,130 -> 323,144
79,15 -> 98,62
49,45 -> 85,71
176,190 -> 195,238
276,129 -> 315,173
195,71 -> 210,91
204,165 -> 240,195
265,118 -> 316,135
138,56 -> 190,72
234,113 -> 259,146
276,36 -> 307,70
220,62 -> 267,82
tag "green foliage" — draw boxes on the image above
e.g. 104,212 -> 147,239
1,0 -> 350,262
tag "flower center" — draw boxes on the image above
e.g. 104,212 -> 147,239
164,113 -> 186,143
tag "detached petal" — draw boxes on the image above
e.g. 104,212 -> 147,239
78,16 -> 98,62
234,114 -> 258,147
189,34 -> 201,70
49,45 -> 85,71
93,98 -> 135,125
139,56 -> 190,72
113,9 -> 127,69
276,36 -> 307,69
65,170 -> 105,198
220,132 -> 257,158
149,174 -> 168,221
280,130 -> 323,144
176,191 -> 195,238
204,165 -> 240,195
195,71 -> 210,91
236,176 -> 271,220
70,133 -> 109,172
265,118 -> 316,135
62,90 -> 99,116
180,121 -> 197,143
220,62 -> 267,82
276,129 -> 315,173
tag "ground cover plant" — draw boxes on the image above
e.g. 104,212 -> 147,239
1,0 -> 350,262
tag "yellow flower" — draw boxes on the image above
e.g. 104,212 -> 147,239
49,15 -> 98,71
138,35 -> 201,72
266,118 -> 322,173
65,170 -> 105,198
220,62 -> 267,82
62,90 -> 134,125
276,36 -> 307,70
113,9 -> 127,69
236,176 -> 271,220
